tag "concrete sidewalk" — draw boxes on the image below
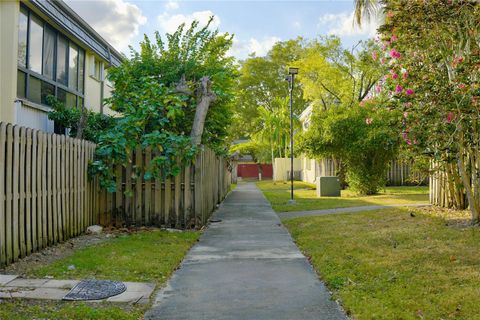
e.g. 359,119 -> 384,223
278,203 -> 431,220
145,183 -> 346,320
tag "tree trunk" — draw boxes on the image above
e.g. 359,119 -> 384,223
76,108 -> 87,140
458,147 -> 480,224
190,76 -> 216,146
270,136 -> 275,180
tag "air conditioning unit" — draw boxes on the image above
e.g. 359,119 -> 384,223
286,170 -> 302,181
316,176 -> 341,197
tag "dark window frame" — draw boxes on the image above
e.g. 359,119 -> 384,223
18,4 -> 85,109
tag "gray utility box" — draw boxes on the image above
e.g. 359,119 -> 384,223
316,176 -> 341,197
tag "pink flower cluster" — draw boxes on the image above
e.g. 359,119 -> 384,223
390,49 -> 401,59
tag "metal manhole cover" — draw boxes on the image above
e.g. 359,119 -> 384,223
63,280 -> 126,301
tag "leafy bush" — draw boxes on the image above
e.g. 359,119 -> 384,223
48,19 -> 237,192
299,102 -> 401,195
47,96 -> 116,143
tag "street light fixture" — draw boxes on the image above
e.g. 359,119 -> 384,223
286,67 -> 298,204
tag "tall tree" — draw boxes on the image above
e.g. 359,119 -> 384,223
376,0 -> 480,223
297,37 -> 383,110
231,38 -> 306,139
89,19 -> 238,190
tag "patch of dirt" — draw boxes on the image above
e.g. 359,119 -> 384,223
415,206 -> 473,228
0,226 -> 164,276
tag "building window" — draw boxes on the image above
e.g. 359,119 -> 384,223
91,57 -> 103,80
42,27 -> 56,80
17,5 -> 85,108
56,36 -> 68,85
28,15 -> 43,74
18,7 -> 28,68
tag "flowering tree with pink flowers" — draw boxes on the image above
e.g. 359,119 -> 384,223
375,0 -> 480,223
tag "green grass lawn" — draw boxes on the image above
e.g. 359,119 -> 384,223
257,180 -> 429,212
0,229 -> 199,320
284,208 -> 480,319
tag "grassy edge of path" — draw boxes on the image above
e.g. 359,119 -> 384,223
257,180 -> 429,212
0,229 -> 200,320
283,208 -> 480,319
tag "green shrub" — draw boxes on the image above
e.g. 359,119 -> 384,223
299,102 -> 401,195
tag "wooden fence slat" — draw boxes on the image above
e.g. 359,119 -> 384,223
32,130 -> 39,252
184,165 -> 191,227
53,135 -> 60,243
65,137 -> 71,238
5,125 -> 14,263
25,128 -> 32,254
41,131 -> 48,248
12,126 -> 20,261
174,161 -> 181,227
5,124 -> 13,263
125,157 -> 132,226
47,134 -> 53,245
154,174 -> 162,225
19,127 -> 26,258
115,164 -> 122,227
164,178 -> 171,226
144,149 -> 152,225
63,137 -> 68,238
135,146 -> 143,226
57,135 -> 63,242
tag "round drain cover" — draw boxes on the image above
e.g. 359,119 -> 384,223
63,280 -> 126,301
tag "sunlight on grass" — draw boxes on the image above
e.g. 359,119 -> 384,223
28,230 -> 199,282
257,180 -> 429,212
0,230 -> 199,319
284,208 -> 480,319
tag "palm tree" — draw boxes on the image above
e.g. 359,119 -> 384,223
354,0 -> 380,26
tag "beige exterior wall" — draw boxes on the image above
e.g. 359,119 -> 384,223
84,52 -> 102,113
274,156 -> 336,183
273,158 -> 302,181
302,157 -> 318,184
0,0 -> 118,131
102,68 -> 117,116
0,0 -> 20,124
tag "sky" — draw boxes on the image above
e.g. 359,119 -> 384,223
64,0 -> 380,59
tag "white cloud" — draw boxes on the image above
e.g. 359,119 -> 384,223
248,37 -> 281,57
292,21 -> 301,29
156,10 -> 278,59
228,35 -> 281,59
64,0 -> 147,51
157,10 -> 220,34
164,0 -> 179,11
318,11 -> 379,37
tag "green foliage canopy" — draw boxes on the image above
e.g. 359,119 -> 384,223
89,19 -> 237,191
299,101 -> 401,195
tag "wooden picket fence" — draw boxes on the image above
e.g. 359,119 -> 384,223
97,146 -> 231,229
429,161 -> 467,209
387,160 -> 428,186
0,122 -> 231,267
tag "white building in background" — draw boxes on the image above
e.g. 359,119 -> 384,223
273,105 -> 336,183
0,0 -> 123,133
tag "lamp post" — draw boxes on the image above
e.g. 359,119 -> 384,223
286,67 -> 298,204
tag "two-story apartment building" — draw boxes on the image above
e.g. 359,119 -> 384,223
0,0 -> 123,133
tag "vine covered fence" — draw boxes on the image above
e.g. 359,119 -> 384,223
0,122 -> 230,267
